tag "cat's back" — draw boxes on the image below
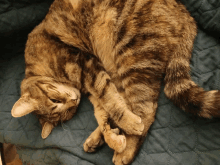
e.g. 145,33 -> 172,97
42,0 -> 197,74
87,0 -> 196,69
25,21 -> 79,79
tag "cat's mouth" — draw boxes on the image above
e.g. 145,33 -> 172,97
61,106 -> 78,122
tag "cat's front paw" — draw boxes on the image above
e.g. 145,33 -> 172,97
104,128 -> 126,153
116,111 -> 144,135
112,148 -> 135,165
83,129 -> 104,152
112,134 -> 140,165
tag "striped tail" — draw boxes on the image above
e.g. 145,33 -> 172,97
164,39 -> 220,119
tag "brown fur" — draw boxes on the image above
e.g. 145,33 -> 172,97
11,0 -> 220,164
12,22 -> 142,152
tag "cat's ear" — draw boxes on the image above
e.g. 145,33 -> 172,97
11,96 -> 37,117
41,122 -> 54,139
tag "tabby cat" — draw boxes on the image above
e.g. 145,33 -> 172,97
11,24 -> 137,153
11,0 -> 220,164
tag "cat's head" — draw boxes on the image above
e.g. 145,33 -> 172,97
11,76 -> 81,139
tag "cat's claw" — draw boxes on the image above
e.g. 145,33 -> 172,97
116,111 -> 144,135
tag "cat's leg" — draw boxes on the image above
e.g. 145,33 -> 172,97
83,126 -> 105,152
83,126 -> 126,153
83,95 -> 126,153
112,102 -> 158,165
111,67 -> 162,164
83,57 -> 144,135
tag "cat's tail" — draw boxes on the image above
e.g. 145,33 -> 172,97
164,33 -> 220,119
164,53 -> 220,118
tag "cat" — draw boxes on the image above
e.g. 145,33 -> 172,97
11,0 -> 220,164
11,23 -> 139,153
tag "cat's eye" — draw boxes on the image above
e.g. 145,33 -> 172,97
50,99 -> 62,103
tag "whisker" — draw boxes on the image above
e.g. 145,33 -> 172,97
61,117 -> 69,131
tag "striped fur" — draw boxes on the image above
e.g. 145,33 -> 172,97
11,0 -> 220,164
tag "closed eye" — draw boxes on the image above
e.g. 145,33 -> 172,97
50,99 -> 62,103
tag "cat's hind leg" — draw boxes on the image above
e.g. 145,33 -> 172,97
112,102 -> 157,165
83,95 -> 126,153
111,60 -> 163,164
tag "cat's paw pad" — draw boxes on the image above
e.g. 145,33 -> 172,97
117,111 -> 144,135
112,150 -> 134,165
83,134 -> 104,152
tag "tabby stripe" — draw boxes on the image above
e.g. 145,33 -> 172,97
165,58 -> 191,82
94,71 -> 109,88
135,0 -> 154,14
116,32 -> 164,58
178,86 -> 204,115
118,59 -> 164,76
165,79 -> 197,100
132,1 -> 154,29
121,74 -> 162,95
117,86 -> 125,93
60,14 -> 68,22
166,58 -> 190,69
120,65 -> 163,82
133,98 -> 156,105
202,91 -> 219,111
42,29 -> 64,44
26,70 -> 37,77
115,0 -> 137,44
110,106 -> 125,122
57,56 -> 71,81
210,91 -> 220,116
49,60 -> 57,77
99,79 -> 110,99
90,72 -> 97,89
125,84 -> 156,102
116,45 -> 166,70
117,110 -> 124,122
109,0 -> 126,20
84,58 -> 108,92
116,21 -> 127,45
60,11 -> 92,52
36,83 -> 49,98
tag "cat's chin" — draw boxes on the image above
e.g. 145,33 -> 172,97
62,106 -> 78,122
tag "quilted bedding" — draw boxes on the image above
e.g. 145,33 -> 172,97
0,0 -> 220,164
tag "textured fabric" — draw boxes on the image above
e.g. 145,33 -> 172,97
0,0 -> 220,165
0,0 -> 54,36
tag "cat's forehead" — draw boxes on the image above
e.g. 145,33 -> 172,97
56,84 -> 80,99
57,84 -> 73,95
